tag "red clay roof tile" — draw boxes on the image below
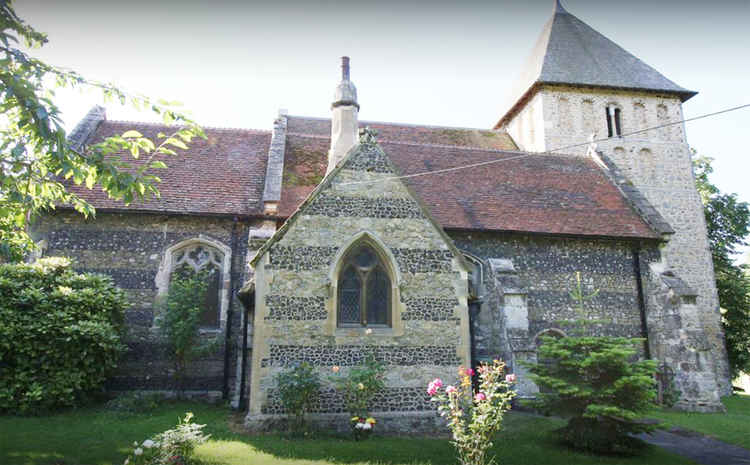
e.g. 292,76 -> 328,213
65,121 -> 271,216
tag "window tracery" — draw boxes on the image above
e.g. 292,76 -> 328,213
336,245 -> 392,327
155,237 -> 232,331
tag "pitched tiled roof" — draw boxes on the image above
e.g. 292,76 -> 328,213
65,120 -> 271,216
278,116 -> 659,239
286,116 -> 518,150
496,1 -> 696,127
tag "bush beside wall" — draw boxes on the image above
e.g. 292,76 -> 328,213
0,257 -> 127,413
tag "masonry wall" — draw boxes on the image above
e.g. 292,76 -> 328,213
451,231 -> 658,396
505,84 -> 730,396
31,211 -> 257,400
246,142 -> 471,431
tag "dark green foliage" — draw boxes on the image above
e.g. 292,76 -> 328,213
105,391 -> 164,416
526,336 -> 658,454
275,362 -> 321,433
0,257 -> 127,413
523,273 -> 658,454
158,269 -> 220,396
694,155 -> 750,378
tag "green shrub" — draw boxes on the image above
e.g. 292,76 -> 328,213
526,336 -> 658,453
106,392 -> 164,416
275,362 -> 321,433
330,354 -> 386,418
523,273 -> 658,454
0,257 -> 127,413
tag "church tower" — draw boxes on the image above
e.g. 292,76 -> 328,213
497,1 -> 731,405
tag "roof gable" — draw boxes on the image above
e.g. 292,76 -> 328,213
251,131 -> 470,271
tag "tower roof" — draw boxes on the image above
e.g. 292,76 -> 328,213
496,0 -> 696,128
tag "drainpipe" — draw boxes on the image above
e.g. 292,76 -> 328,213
468,298 -> 482,369
222,217 -> 239,399
632,244 -> 651,359
238,289 -> 252,409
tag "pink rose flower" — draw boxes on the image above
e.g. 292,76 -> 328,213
474,392 -> 486,402
505,374 -> 517,383
427,378 -> 443,396
466,368 -> 475,377
445,385 -> 457,394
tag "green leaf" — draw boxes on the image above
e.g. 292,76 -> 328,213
165,138 -> 188,150
121,130 -> 142,138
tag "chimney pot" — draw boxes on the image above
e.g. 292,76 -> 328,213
341,56 -> 350,81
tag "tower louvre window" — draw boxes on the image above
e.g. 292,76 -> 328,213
606,106 -> 623,137
614,108 -> 622,136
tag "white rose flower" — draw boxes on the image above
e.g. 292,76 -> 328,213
134,448 -> 143,456
363,423 -> 372,430
142,439 -> 155,448
355,423 -> 363,429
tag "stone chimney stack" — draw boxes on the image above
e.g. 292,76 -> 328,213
327,56 -> 359,174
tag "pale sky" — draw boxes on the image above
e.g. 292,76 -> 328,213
16,0 -> 750,256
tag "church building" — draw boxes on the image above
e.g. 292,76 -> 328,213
32,1 -> 730,429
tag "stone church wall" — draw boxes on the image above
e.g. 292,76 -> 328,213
515,84 -> 730,395
31,211 -> 258,400
246,142 -> 471,431
451,231 -> 659,396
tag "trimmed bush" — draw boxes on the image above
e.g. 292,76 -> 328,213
0,257 -> 127,413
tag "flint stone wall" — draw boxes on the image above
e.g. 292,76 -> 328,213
505,84 -> 729,399
246,142 -> 471,428
452,231 -> 658,396
31,211 -> 258,399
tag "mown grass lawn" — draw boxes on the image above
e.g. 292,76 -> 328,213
650,394 -> 750,449
0,401 -> 695,465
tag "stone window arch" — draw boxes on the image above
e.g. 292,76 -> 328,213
327,232 -> 404,335
337,244 -> 392,327
155,236 -> 232,331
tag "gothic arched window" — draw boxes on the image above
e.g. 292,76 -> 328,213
337,245 -> 392,327
156,237 -> 232,331
171,244 -> 223,328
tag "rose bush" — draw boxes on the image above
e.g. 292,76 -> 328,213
429,361 -> 516,465
275,362 -> 321,434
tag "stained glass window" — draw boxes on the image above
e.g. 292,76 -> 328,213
337,245 -> 391,327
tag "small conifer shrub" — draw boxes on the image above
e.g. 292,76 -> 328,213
524,273 -> 659,454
